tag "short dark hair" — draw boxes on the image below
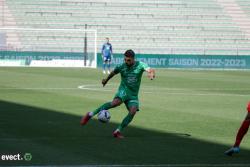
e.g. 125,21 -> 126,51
124,49 -> 135,58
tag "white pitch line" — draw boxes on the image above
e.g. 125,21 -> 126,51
77,85 -> 112,92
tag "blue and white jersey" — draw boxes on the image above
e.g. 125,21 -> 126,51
102,43 -> 112,57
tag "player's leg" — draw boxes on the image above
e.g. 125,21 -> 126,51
92,98 -> 122,116
234,111 -> 250,147
80,98 -> 122,125
113,99 -> 139,138
102,57 -> 107,74
107,57 -> 111,74
225,102 -> 250,156
113,106 -> 137,138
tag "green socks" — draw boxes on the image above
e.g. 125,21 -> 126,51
117,113 -> 134,131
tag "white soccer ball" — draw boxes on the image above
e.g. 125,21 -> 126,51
97,110 -> 111,123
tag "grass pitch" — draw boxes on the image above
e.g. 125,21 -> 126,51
0,67 -> 250,166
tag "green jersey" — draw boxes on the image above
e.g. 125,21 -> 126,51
114,61 -> 150,97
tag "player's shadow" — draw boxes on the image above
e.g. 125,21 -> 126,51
1,100 -> 250,166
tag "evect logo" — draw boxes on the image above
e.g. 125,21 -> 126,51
1,153 -> 32,161
1,154 -> 23,161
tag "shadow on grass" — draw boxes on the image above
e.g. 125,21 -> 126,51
0,100 -> 250,166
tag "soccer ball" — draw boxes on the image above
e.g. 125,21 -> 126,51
97,110 -> 111,123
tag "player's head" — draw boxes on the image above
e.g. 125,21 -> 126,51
105,37 -> 109,43
124,49 -> 135,66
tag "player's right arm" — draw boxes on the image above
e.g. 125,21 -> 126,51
102,70 -> 117,87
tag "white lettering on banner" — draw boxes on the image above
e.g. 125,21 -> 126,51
200,59 -> 223,67
137,58 -> 167,66
112,58 -> 167,66
169,58 -> 199,66
112,58 -> 123,65
224,59 -> 246,67
110,57 -> 248,68
200,59 -> 246,67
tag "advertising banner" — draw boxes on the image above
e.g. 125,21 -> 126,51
97,53 -> 250,69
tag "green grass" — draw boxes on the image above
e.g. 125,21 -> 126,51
0,67 -> 250,166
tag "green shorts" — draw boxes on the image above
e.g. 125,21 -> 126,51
114,89 -> 140,111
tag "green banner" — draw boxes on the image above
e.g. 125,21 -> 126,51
0,51 -> 84,60
97,53 -> 250,69
0,51 -> 85,66
1,51 -> 249,69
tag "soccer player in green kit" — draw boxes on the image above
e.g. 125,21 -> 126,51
80,49 -> 156,138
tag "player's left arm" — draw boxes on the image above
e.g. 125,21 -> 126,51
110,44 -> 113,55
102,70 -> 117,87
110,44 -> 113,59
145,68 -> 156,80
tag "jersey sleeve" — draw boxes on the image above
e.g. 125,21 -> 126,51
140,61 -> 150,71
113,64 -> 123,74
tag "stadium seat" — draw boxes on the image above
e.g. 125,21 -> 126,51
1,0 -> 250,55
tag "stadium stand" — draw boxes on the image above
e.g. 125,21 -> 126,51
236,0 -> 250,17
0,0 -> 250,55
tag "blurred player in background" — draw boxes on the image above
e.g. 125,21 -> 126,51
101,37 -> 113,74
225,102 -> 250,156
81,49 -> 155,138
